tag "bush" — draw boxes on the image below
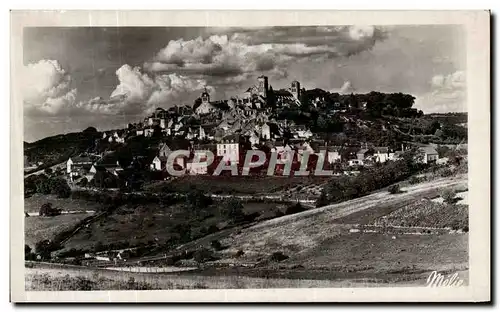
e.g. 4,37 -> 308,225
441,189 -> 456,204
220,198 -> 245,223
39,203 -> 61,217
269,251 -> 289,262
234,249 -> 245,258
211,240 -> 222,251
408,176 -> 423,185
440,168 -> 453,177
284,203 -> 306,215
388,184 -> 401,194
35,240 -> 60,260
193,248 -> 214,263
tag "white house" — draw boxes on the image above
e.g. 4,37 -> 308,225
67,156 -> 93,181
320,146 -> 342,164
217,135 -> 240,164
348,159 -> 364,167
418,146 -> 439,164
261,123 -> 271,140
373,147 -> 390,163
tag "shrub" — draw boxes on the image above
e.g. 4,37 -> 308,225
269,251 -> 289,262
93,241 -> 106,253
39,203 -> 61,217
408,176 -> 422,185
388,184 -> 401,194
234,249 -> 245,258
35,240 -> 60,260
441,189 -> 456,204
440,168 -> 453,177
211,240 -> 222,251
285,203 -> 306,215
193,248 -> 214,263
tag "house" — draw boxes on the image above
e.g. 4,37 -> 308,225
248,132 -> 260,147
373,147 -> 390,163
261,123 -> 271,140
195,88 -> 217,115
356,148 -> 370,161
158,143 -> 171,157
217,134 -> 241,164
348,159 -> 364,167
113,130 -> 126,143
150,156 -> 168,171
319,146 -> 342,164
67,156 -> 94,181
271,142 -> 294,162
419,146 -> 439,164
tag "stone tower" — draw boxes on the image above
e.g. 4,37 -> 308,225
257,75 -> 269,98
291,80 -> 301,99
201,87 -> 210,104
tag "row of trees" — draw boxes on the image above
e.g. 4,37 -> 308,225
316,148 -> 424,207
24,174 -> 71,198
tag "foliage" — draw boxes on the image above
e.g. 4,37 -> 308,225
441,189 -> 456,204
193,248 -> 214,263
317,149 -> 423,207
28,175 -> 71,198
219,198 -> 245,223
39,203 -> 62,217
211,240 -> 223,251
186,189 -> 213,211
35,239 -> 60,260
388,184 -> 401,194
269,251 -> 289,262
284,203 -> 306,215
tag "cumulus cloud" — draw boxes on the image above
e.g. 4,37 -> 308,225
22,60 -> 78,115
144,26 -> 386,88
415,70 -> 466,113
331,81 -> 356,94
77,64 -> 212,115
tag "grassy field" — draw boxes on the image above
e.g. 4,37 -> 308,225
372,200 -> 468,230
25,262 -> 435,290
24,194 -> 103,213
146,175 -> 329,195
25,214 -> 93,248
170,176 -> 469,274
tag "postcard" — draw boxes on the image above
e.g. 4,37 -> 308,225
10,10 -> 490,302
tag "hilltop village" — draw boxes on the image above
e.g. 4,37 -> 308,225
24,75 -> 468,190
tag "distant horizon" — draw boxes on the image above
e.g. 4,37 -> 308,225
24,109 -> 468,144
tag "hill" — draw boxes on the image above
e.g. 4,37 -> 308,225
24,128 -> 102,174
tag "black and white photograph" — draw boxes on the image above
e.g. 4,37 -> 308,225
10,10 -> 490,302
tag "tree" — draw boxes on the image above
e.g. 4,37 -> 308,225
285,203 -> 306,215
39,202 -> 61,217
83,126 -> 98,134
193,248 -> 214,263
267,85 -> 277,108
441,189 -> 456,204
25,244 -> 33,260
186,189 -> 212,211
78,177 -> 88,188
49,178 -> 71,198
35,240 -> 58,260
193,98 -> 203,112
388,184 -> 401,194
220,198 -> 245,222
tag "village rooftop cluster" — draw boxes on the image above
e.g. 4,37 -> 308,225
39,75 -> 446,184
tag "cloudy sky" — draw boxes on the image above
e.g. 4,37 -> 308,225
23,25 -> 466,142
